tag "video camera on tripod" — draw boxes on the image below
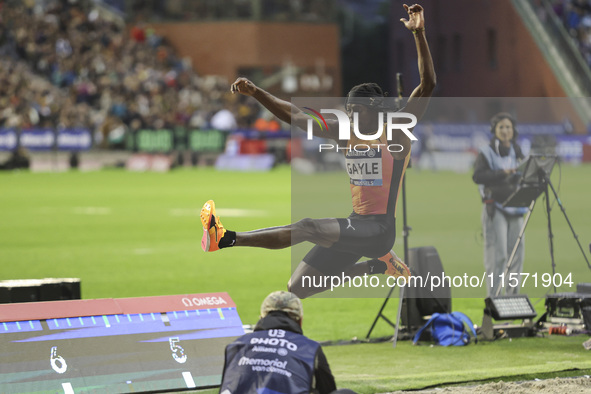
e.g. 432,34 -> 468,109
501,154 -> 558,209
499,153 -> 590,288
483,154 -> 591,339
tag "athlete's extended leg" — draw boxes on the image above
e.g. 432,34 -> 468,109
288,260 -> 364,298
288,248 -> 410,298
338,250 -> 410,280
235,218 -> 340,249
201,199 -> 341,252
288,261 -> 330,299
289,260 -> 384,298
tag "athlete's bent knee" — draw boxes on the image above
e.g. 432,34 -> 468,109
292,217 -> 317,241
293,217 -> 314,232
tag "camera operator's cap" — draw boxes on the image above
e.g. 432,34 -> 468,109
260,291 -> 303,322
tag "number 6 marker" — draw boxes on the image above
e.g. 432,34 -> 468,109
50,346 -> 67,374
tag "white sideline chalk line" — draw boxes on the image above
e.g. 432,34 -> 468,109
72,207 -> 112,215
133,248 -> 154,255
170,208 -> 267,217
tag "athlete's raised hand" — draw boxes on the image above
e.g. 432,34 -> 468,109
231,77 -> 257,96
229,76 -> 339,140
400,4 -> 425,32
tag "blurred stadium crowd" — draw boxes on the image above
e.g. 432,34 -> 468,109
118,0 -> 333,22
0,0 -> 276,148
2,0 -> 591,154
546,0 -> 591,66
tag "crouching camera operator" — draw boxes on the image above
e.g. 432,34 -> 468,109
220,291 -> 356,394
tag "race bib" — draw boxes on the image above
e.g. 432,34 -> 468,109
345,148 -> 383,186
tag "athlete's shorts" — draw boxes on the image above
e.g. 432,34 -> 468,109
302,212 -> 396,275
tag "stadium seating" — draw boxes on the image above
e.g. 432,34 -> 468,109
544,0 -> 591,67
0,1 -> 261,147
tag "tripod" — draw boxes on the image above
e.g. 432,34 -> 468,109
365,172 -> 411,340
497,159 -> 591,297
366,73 -> 411,342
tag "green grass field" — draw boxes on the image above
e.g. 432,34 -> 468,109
1,164 -> 590,392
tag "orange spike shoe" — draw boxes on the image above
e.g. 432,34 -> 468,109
200,200 -> 226,252
379,250 -> 411,279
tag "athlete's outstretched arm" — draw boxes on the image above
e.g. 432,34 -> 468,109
231,78 -> 292,123
400,3 -> 436,122
231,78 -> 339,140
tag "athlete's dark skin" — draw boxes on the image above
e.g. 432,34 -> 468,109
227,4 -> 436,297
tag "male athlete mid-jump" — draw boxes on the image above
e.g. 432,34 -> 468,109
200,3 -> 435,298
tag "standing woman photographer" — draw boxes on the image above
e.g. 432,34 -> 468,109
473,113 -> 528,296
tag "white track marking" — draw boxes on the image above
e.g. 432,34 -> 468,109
170,208 -> 266,217
72,207 -> 111,215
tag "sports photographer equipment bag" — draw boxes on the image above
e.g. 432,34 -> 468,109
412,312 -> 477,346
